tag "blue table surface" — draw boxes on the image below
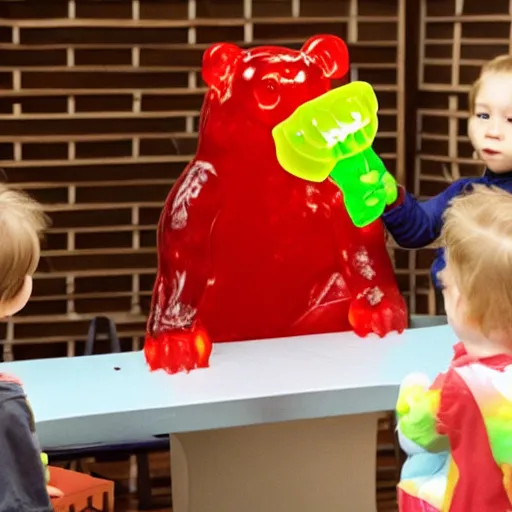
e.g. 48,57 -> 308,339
0,325 -> 456,449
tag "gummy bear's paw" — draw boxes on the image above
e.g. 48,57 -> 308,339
360,171 -> 398,208
144,322 -> 212,374
348,292 -> 408,338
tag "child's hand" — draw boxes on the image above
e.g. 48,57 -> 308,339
47,485 -> 63,498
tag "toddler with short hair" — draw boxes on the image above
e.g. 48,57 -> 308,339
397,185 -> 512,511
0,183 -> 60,511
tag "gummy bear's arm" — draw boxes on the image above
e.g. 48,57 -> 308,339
396,372 -> 449,453
382,179 -> 471,249
147,160 -> 221,338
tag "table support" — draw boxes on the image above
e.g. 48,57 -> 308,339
171,412 -> 380,512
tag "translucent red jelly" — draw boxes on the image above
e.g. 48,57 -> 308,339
144,35 -> 408,373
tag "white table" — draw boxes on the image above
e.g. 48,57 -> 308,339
0,324 -> 455,512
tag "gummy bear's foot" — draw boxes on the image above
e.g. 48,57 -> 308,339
348,292 -> 408,338
144,322 -> 212,374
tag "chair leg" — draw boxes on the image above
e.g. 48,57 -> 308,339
136,452 -> 153,510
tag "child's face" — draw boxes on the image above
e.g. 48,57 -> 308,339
469,72 -> 512,172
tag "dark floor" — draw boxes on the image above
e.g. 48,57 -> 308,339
116,496 -> 170,512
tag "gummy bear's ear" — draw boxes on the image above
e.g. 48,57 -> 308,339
202,42 -> 243,89
301,35 -> 349,79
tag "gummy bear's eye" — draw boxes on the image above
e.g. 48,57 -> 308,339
254,77 -> 281,110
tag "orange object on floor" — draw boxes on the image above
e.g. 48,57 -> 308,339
49,466 -> 114,512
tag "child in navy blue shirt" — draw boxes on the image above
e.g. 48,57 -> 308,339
381,55 -> 512,288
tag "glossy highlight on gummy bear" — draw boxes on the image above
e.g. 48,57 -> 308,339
144,35 -> 408,374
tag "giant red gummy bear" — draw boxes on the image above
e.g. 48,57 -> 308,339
144,35 -> 408,374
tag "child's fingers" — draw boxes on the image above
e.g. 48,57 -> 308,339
47,485 -> 64,498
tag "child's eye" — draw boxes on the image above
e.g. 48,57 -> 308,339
476,112 -> 489,120
507,117 -> 512,123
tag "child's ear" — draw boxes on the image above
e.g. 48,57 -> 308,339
0,276 -> 32,318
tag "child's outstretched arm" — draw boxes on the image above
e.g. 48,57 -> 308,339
0,378 -> 52,511
382,181 -> 471,249
383,179 -> 476,249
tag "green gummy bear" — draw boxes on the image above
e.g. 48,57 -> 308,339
272,80 -> 379,183
330,147 -> 398,227
272,80 -> 398,227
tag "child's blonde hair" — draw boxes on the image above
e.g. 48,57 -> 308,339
469,54 -> 512,114
442,185 -> 512,335
0,183 -> 48,303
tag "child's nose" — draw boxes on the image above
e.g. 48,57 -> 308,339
486,120 -> 504,139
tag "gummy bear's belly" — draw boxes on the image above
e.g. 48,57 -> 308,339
198,178 -> 353,342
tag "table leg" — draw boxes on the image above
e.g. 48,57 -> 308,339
171,413 -> 379,512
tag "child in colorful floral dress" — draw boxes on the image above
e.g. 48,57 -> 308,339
396,185 -> 512,512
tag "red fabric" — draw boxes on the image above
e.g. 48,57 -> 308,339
398,488 -> 440,512
449,342 -> 512,371
435,344 -> 512,511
